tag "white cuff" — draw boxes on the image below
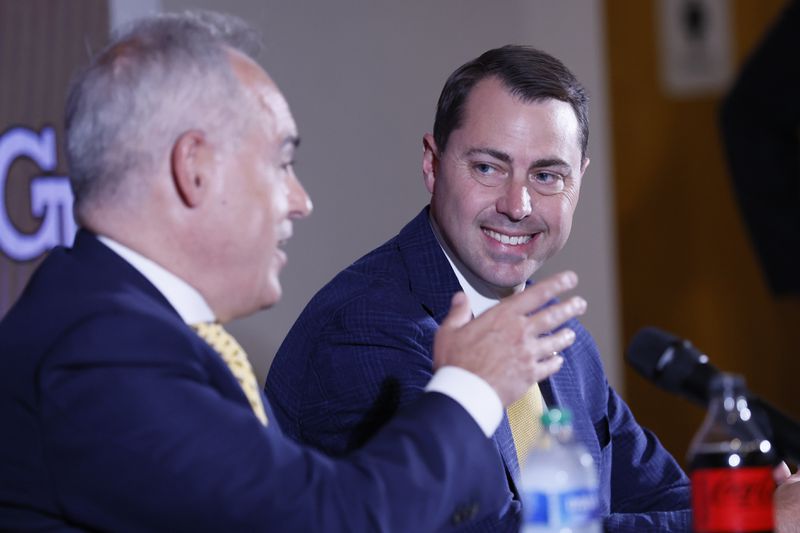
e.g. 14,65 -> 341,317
425,366 -> 503,437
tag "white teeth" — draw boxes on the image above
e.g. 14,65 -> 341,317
483,229 -> 532,245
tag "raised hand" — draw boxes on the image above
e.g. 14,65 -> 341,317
433,271 -> 586,406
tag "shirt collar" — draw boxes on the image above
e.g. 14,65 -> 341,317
97,235 -> 215,324
428,214 -> 501,318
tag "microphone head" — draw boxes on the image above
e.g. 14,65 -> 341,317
625,327 -> 677,380
626,327 -> 715,405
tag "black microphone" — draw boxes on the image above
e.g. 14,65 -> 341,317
626,327 -> 800,464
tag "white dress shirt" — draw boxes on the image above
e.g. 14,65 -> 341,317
427,216 -> 547,427
424,217 -> 508,437
98,236 -> 214,324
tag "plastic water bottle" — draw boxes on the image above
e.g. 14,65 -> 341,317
520,407 -> 601,533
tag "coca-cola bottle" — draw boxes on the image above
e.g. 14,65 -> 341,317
687,372 -> 776,533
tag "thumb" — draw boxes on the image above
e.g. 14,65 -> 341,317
775,462 -> 792,485
441,292 -> 471,329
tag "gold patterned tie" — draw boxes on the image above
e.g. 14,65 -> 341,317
191,322 -> 268,426
507,383 -> 544,468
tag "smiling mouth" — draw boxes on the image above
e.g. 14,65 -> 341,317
482,228 -> 533,246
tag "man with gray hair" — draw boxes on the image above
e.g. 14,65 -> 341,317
0,11 -> 587,531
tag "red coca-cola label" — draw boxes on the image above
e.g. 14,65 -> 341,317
691,466 -> 775,532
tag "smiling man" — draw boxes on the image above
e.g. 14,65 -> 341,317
267,45 -> 692,531
423,76 -> 587,298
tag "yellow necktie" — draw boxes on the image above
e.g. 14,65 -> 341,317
507,383 -> 544,468
191,322 -> 268,426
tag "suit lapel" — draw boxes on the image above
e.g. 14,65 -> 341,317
70,230 -> 181,318
396,208 -> 460,324
540,369 -> 563,412
545,340 -> 603,472
73,231 -> 280,430
396,207 -> 524,496
495,414 -> 522,494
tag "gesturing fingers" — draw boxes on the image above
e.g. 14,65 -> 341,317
528,295 -> 587,337
432,269 -> 587,406
510,329 -> 571,390
503,270 -> 579,315
440,292 -> 471,331
531,350 -> 565,382
534,327 -> 576,360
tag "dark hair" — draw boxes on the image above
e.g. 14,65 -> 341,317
433,45 -> 589,159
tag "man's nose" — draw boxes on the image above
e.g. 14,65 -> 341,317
288,172 -> 313,219
495,180 -> 532,221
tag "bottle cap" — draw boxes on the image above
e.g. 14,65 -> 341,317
541,407 -> 572,427
709,372 -> 746,395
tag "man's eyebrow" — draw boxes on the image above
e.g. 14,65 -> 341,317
464,149 -> 572,173
531,157 -> 571,170
465,147 -> 512,164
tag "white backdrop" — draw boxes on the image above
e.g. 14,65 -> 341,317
111,0 -> 622,392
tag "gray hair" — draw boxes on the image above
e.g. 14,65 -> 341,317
65,11 -> 262,215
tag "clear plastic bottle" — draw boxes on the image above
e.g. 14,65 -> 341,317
520,407 -> 601,533
687,373 -> 776,533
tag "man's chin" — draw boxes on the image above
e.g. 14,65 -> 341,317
262,288 -> 282,309
472,271 -> 531,297
462,255 -> 538,295
482,261 -> 539,287
253,281 -> 283,312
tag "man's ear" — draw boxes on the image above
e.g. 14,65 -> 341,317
171,130 -> 213,207
422,133 -> 439,194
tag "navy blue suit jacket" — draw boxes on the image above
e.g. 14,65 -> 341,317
267,208 -> 692,532
0,231 -> 510,532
